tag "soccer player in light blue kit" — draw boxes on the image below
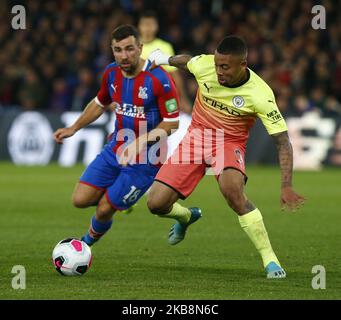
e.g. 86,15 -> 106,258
53,25 -> 180,246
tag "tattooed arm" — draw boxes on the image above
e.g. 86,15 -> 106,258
272,131 -> 305,211
169,55 -> 192,72
272,131 -> 293,188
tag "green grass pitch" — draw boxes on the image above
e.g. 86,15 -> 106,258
0,162 -> 340,300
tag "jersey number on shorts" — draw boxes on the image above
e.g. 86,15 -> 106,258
123,186 -> 141,204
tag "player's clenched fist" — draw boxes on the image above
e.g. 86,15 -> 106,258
54,127 -> 77,144
148,49 -> 171,69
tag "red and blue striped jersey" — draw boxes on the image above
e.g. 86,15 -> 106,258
95,59 -> 179,161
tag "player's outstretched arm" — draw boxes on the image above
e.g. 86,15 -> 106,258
149,49 -> 192,72
53,98 -> 106,144
271,131 -> 305,211
169,55 -> 192,72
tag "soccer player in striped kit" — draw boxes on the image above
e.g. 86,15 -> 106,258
53,25 -> 179,246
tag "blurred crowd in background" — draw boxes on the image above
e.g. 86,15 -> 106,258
0,0 -> 341,117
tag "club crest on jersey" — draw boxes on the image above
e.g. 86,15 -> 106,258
138,86 -> 148,99
232,96 -> 245,108
235,149 -> 244,165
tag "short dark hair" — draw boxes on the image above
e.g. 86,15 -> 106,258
139,10 -> 158,22
217,36 -> 247,57
112,24 -> 140,42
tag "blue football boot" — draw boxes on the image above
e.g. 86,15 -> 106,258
265,261 -> 286,279
168,207 -> 202,245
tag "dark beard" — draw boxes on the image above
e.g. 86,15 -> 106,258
121,63 -> 138,76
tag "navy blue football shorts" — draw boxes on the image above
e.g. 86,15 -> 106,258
79,148 -> 159,210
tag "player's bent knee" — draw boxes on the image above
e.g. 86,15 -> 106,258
147,181 -> 179,215
96,205 -> 113,219
147,197 -> 162,214
147,196 -> 171,215
72,194 -> 90,208
72,183 -> 103,208
96,197 -> 116,220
